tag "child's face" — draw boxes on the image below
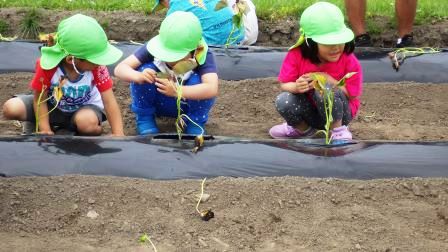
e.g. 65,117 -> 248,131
317,44 -> 345,63
66,57 -> 98,72
166,54 -> 191,67
166,53 -> 198,75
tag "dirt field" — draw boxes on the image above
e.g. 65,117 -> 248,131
2,3 -> 448,251
1,176 -> 448,252
0,72 -> 448,251
1,73 -> 447,140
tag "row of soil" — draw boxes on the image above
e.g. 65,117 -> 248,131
1,8 -> 448,47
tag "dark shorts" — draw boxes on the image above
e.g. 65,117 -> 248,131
17,94 -> 106,131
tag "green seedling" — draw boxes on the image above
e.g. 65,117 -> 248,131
138,233 -> 158,252
215,0 -> 250,47
173,77 -> 205,144
35,76 -> 66,133
196,178 -> 214,221
388,47 -> 440,71
310,72 -> 357,145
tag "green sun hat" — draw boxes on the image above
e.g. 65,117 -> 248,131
290,2 -> 354,49
146,11 -> 208,65
151,0 -> 166,13
40,14 -> 123,70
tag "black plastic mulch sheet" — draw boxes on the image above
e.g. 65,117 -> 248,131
1,41 -> 448,83
0,135 -> 447,180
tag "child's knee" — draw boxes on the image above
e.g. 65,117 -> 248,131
275,92 -> 297,112
73,109 -> 101,135
2,98 -> 25,120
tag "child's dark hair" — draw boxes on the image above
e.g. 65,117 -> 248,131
300,38 -> 355,64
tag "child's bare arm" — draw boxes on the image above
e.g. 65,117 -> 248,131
280,74 -> 313,94
182,73 -> 218,99
114,55 -> 156,84
100,89 -> 124,136
33,91 -> 53,135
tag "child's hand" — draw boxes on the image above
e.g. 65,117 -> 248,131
134,69 -> 157,84
109,132 -> 125,137
37,129 -> 54,135
295,75 -> 314,93
155,78 -> 178,97
308,72 -> 337,86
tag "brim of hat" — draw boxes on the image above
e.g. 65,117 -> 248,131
87,44 -> 123,66
40,46 -> 67,70
311,27 -> 354,45
147,36 -> 208,64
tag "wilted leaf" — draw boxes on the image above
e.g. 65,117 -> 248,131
214,0 -> 228,11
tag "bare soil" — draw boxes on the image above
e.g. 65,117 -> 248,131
1,14 -> 448,248
0,73 -> 448,251
1,8 -> 448,47
1,176 -> 448,252
1,73 -> 447,140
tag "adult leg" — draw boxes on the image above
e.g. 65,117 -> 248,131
345,0 -> 367,36
345,0 -> 372,46
395,0 -> 417,47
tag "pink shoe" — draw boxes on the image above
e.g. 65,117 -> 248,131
269,123 -> 316,139
330,125 -> 353,143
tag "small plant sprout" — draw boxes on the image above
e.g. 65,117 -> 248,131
388,47 -> 440,72
138,233 -> 158,252
35,76 -> 67,133
196,178 -> 214,221
171,74 -> 206,152
215,0 -> 250,47
310,72 -> 357,145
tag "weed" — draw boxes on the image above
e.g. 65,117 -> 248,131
20,8 -> 41,39
0,19 -> 8,34
100,20 -> 109,31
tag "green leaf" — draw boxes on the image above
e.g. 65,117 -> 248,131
232,13 -> 243,28
139,233 -> 149,244
337,72 -> 357,87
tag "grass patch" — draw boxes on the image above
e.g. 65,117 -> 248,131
0,19 -> 8,34
0,0 -> 446,23
20,8 -> 41,39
